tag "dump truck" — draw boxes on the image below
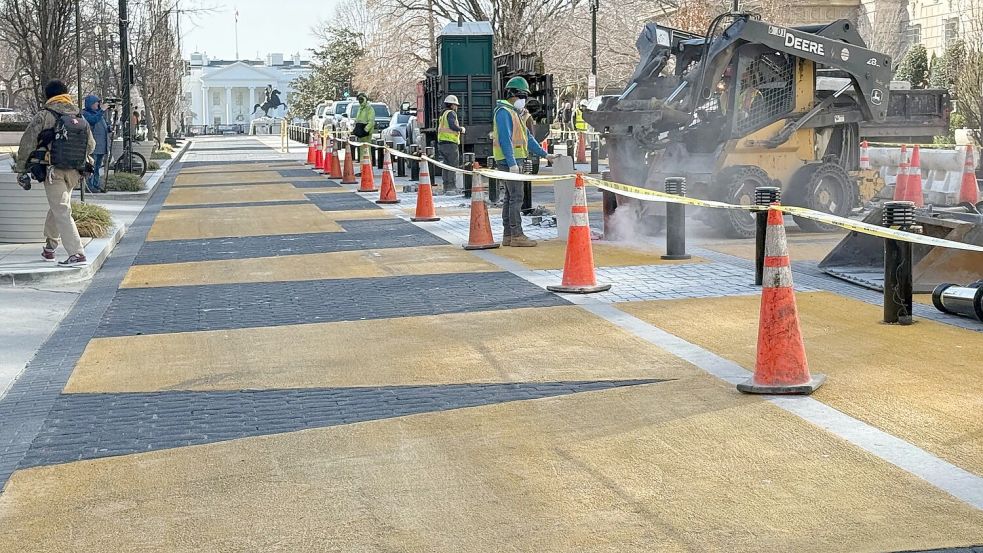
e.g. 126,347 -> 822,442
419,20 -> 555,160
583,13 -> 897,237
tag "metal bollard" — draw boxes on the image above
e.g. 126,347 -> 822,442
486,156 -> 499,204
932,280 -> 983,321
463,152 -> 475,199
410,145 -> 420,182
590,138 -> 600,175
601,170 -> 618,240
396,144 -> 407,178
424,147 -> 435,182
754,186 -> 782,286
883,201 -> 916,325
662,178 -> 691,260
566,139 -> 575,160
374,140 -> 383,169
547,137 -> 555,155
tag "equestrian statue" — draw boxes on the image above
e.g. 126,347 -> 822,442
252,85 -> 286,117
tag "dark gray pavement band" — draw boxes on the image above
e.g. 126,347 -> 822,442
19,380 -> 661,468
306,192 -> 382,211
133,219 -> 448,265
95,271 -> 569,337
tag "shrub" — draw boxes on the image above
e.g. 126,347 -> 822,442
72,201 -> 112,238
0,122 -> 29,132
159,143 -> 175,153
151,150 -> 171,160
105,173 -> 145,191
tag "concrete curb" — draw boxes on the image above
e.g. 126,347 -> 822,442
0,141 -> 188,286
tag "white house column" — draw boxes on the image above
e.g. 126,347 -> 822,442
225,87 -> 232,124
201,86 -> 209,126
248,87 -> 255,118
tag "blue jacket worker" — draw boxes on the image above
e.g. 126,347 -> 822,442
491,76 -> 553,247
82,95 -> 109,193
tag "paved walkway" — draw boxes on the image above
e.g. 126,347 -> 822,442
1,136 -> 982,552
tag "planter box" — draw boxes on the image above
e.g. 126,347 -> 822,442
0,173 -> 48,243
110,139 -> 155,161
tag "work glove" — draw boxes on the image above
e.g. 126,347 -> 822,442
460,126 -> 466,134
508,165 -> 522,174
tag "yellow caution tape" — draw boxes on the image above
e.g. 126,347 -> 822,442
476,167 -> 572,183
423,155 -> 475,176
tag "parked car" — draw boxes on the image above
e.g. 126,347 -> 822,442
341,102 -> 391,138
381,109 -> 421,147
323,99 -> 355,132
311,102 -> 334,129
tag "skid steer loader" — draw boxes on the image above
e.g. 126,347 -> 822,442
583,12 -> 893,237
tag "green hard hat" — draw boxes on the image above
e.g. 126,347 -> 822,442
505,76 -> 530,94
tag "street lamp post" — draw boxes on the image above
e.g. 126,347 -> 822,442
118,0 -> 132,172
75,0 -> 84,201
589,0 -> 598,99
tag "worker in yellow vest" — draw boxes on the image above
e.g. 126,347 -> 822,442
492,76 -> 556,247
573,99 -> 588,132
437,95 -> 465,195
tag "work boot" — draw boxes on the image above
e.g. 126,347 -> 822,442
502,234 -> 511,246
509,235 -> 537,247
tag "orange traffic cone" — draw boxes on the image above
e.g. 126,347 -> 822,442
410,158 -> 440,222
306,132 -> 315,165
329,140 -> 343,180
959,144 -> 980,204
576,132 -> 587,164
547,173 -> 611,294
341,145 -> 357,185
314,139 -> 325,171
376,149 -> 399,204
358,146 -> 377,192
738,205 -> 825,395
894,145 -> 909,201
463,174 -> 499,250
906,145 -> 924,207
321,138 -> 334,175
859,140 -> 870,170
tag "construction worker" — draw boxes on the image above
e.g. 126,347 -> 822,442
353,93 -> 375,170
573,100 -> 588,132
492,76 -> 554,247
437,95 -> 465,195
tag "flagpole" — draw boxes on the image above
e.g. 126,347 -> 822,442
234,9 -> 239,59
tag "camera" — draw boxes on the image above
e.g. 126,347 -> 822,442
102,96 -> 120,108
17,173 -> 31,191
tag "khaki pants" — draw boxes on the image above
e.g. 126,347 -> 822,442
44,167 -> 84,256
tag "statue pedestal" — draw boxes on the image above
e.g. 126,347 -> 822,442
250,117 -> 276,135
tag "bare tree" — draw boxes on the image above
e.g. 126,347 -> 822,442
857,0 -> 908,63
0,0 -> 77,109
129,0 -> 183,141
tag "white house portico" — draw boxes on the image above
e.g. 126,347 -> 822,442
183,53 -> 311,127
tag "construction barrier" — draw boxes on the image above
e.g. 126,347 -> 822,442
868,144 -> 979,206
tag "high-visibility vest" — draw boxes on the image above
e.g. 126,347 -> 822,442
491,100 -> 529,162
574,108 -> 587,131
437,109 -> 460,144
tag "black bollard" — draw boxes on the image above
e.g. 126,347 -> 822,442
410,145 -> 420,182
601,170 -> 618,240
463,152 -> 475,199
424,147 -> 435,183
566,139 -> 575,160
521,159 -> 533,213
662,177 -> 692,260
883,201 -> 916,325
376,140 -> 384,169
547,137 -> 555,155
396,144 -> 407,178
754,186 -> 782,286
486,156 -> 499,204
590,138 -> 600,175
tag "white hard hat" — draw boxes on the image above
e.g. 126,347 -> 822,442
579,99 -> 588,106
444,95 -> 460,105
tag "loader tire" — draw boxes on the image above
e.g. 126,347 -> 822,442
794,163 -> 856,233
714,165 -> 770,238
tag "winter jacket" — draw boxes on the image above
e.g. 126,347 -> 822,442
15,95 -> 96,173
355,101 -> 376,135
83,95 -> 110,155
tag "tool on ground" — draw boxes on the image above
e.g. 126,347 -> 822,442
377,149 -> 399,204
738,205 -> 825,395
662,177 -> 691,260
547,173 -> 611,294
754,186 -> 781,285
960,145 -> 980,205
341,145 -> 357,185
463,174 -> 499,250
358,147 -> 377,192
932,280 -> 983,322
882,201 -> 916,325
410,157 -> 440,222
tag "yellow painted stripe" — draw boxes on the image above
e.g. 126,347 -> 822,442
121,245 -> 500,288
493,239 -> 703,270
174,171 -> 287,186
66,306 -> 698,392
146,204 -> 391,241
619,291 -> 983,477
4,379 -> 983,551
164,184 -> 312,205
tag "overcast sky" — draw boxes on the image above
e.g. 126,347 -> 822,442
181,0 -> 339,60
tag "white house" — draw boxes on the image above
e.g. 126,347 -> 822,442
183,52 -> 311,127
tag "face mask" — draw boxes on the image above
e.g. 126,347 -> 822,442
514,98 -> 526,110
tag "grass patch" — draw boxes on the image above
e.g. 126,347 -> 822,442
105,173 -> 145,192
72,201 -> 112,238
159,143 -> 175,153
147,161 -> 161,171
151,150 -> 172,160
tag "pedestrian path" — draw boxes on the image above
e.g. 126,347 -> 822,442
1,136 -> 982,552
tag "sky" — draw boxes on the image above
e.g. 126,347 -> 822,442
180,0 -> 339,60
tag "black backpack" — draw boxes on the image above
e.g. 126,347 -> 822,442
42,108 -> 89,170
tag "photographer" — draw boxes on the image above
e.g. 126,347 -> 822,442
82,95 -> 109,193
14,79 -> 96,266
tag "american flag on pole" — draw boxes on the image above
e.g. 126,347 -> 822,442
235,8 -> 239,22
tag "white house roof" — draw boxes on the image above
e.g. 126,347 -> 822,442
200,61 -> 283,82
